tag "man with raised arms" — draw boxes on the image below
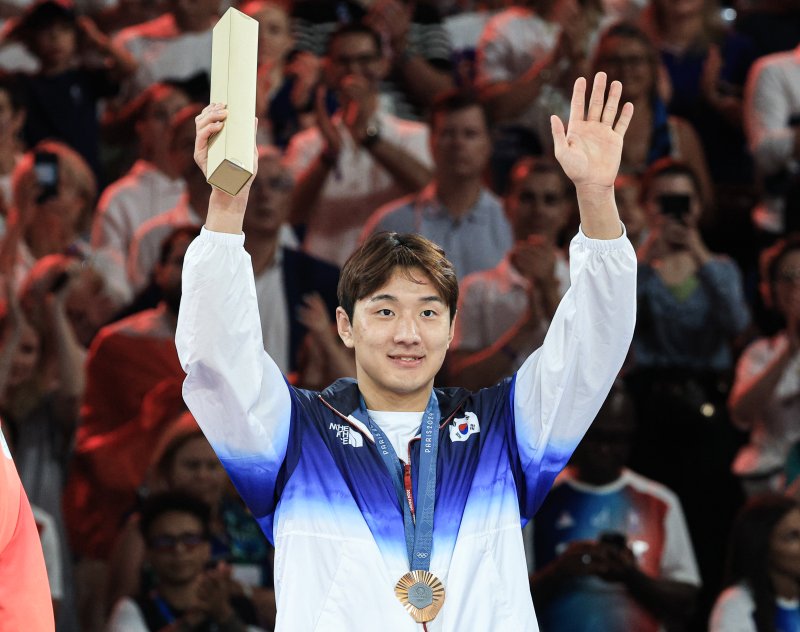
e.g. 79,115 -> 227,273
176,72 -> 636,631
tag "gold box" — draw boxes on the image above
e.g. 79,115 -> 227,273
207,8 -> 258,196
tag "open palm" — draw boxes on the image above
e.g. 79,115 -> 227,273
552,74 -> 633,189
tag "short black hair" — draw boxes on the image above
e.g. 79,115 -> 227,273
430,89 -> 490,132
158,225 -> 201,266
8,0 -> 77,45
327,21 -> 382,56
139,491 -> 211,543
640,158 -> 703,204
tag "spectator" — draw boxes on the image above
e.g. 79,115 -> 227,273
443,0 -> 507,87
639,0 -> 756,195
743,43 -> 800,236
91,82 -> 190,266
63,225 -> 197,632
361,90 -> 511,279
112,0 -> 217,103
530,384 -> 701,632
632,158 -> 750,375
285,22 -> 433,267
5,140 -> 130,304
291,0 -> 454,119
447,156 -> 572,390
107,413 -> 276,629
127,104 -> 209,292
106,491 -> 263,632
626,157 -> 751,620
0,256 -> 93,631
729,235 -> 800,496
591,22 -> 714,207
476,0 -> 604,186
12,253 -> 119,510
709,494 -> 800,632
243,0 -> 320,149
7,0 -> 137,181
240,146 -> 341,375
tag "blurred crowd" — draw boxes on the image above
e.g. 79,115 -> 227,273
0,0 -> 798,630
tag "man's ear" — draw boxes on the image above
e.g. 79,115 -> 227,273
447,310 -> 457,349
336,306 -> 354,349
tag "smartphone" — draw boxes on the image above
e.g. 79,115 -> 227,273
657,193 -> 691,221
599,531 -> 628,550
33,151 -> 59,205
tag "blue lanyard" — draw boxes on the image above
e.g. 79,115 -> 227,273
352,391 -> 440,572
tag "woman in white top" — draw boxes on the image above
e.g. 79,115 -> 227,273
709,494 -> 800,632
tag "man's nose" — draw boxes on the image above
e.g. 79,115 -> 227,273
393,315 -> 421,343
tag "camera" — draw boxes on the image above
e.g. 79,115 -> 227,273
33,151 -> 59,205
657,193 -> 691,222
599,531 -> 628,550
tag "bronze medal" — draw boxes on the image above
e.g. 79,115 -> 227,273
394,570 -> 445,623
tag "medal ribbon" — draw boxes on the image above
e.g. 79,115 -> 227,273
353,391 -> 440,572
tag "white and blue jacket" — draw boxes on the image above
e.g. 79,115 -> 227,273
176,227 -> 637,631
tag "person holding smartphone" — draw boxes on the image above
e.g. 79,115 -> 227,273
625,156 -> 751,617
530,383 -> 700,632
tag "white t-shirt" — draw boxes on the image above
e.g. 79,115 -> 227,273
366,410 -> 424,464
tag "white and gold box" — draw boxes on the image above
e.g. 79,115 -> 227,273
207,7 -> 258,196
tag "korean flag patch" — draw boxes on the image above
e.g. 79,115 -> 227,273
449,412 -> 480,442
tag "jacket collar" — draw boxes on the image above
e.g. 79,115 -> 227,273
318,378 -> 471,423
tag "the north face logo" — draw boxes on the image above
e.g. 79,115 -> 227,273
329,422 -> 364,447
449,412 -> 480,442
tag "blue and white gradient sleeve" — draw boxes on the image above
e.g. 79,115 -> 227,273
513,226 -> 637,519
176,227 -> 291,521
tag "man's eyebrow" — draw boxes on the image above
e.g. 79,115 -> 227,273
367,294 -> 397,303
366,294 -> 445,304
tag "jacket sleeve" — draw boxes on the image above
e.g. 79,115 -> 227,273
175,228 -> 292,522
511,227 -> 637,518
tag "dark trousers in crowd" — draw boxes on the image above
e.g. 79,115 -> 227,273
624,368 -> 747,632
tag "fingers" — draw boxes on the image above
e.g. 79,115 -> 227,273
587,72 -> 607,122
601,80 -> 621,125
568,76 -> 586,130
550,114 -> 567,159
614,102 -> 635,138
195,104 -> 226,146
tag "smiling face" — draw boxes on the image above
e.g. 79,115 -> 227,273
336,267 -> 455,411
146,510 -> 211,586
